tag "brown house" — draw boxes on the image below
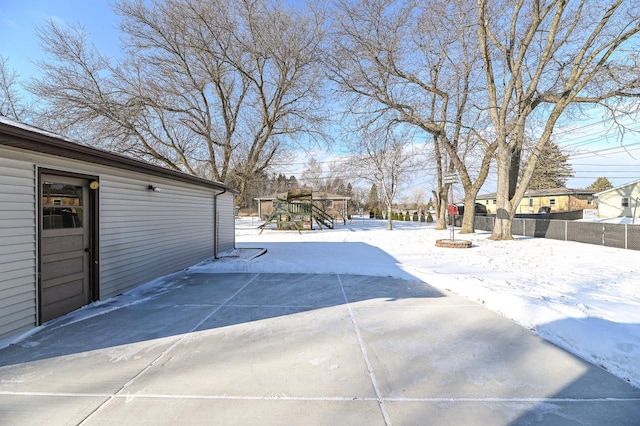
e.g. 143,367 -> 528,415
476,188 -> 595,214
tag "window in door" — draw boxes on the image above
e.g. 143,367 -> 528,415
42,182 -> 84,229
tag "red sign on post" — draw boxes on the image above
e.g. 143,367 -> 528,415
447,204 -> 459,215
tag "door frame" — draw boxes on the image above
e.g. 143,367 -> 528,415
37,168 -> 100,324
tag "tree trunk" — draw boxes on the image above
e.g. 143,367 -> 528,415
460,192 -> 477,234
386,204 -> 393,230
234,177 -> 248,209
508,147 -> 521,200
490,149 -> 514,240
432,189 -> 448,230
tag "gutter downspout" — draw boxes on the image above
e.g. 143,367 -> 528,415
213,188 -> 227,259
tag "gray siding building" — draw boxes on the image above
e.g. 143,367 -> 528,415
0,118 -> 236,340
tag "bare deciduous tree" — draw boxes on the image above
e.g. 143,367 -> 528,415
328,0 -> 494,233
349,185 -> 368,213
300,157 -> 325,191
344,126 -> 418,230
407,186 -> 426,210
0,56 -> 27,121
477,0 -> 640,239
30,0 -> 327,206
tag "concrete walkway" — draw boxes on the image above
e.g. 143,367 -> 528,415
0,272 -> 639,425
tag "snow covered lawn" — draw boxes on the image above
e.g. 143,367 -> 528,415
193,216 -> 640,388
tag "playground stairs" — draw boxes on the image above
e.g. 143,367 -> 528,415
311,204 -> 334,229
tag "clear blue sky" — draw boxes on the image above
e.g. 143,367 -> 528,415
1,0 -> 120,80
1,1 -> 637,191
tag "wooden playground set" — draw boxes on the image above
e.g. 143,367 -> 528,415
259,189 -> 335,233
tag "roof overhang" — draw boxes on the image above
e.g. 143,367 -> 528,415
477,189 -> 594,199
0,118 -> 236,193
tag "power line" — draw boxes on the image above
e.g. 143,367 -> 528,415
571,163 -> 638,166
554,116 -> 640,146
570,143 -> 640,159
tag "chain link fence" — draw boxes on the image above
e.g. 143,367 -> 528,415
473,216 -> 640,251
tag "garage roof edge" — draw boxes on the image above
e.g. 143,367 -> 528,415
0,118 -> 237,194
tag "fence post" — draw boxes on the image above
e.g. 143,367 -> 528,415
565,220 -> 568,241
625,224 -> 628,249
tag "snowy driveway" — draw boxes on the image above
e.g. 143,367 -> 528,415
1,272 -> 639,425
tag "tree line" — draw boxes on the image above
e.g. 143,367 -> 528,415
1,0 -> 639,239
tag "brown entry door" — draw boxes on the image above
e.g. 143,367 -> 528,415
40,175 -> 92,323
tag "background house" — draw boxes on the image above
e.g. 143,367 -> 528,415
0,117 -> 236,341
255,190 -> 350,223
476,188 -> 594,214
594,179 -> 640,219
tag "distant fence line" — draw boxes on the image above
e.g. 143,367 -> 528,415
473,215 -> 640,251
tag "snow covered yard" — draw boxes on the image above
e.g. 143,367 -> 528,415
194,216 -> 640,388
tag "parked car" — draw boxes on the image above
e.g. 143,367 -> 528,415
452,203 -> 487,226
454,203 -> 487,216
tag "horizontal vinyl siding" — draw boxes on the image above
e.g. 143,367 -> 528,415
99,174 -> 215,298
0,144 -> 234,340
216,192 -> 235,253
0,156 -> 36,340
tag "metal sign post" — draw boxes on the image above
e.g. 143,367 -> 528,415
444,172 -> 458,241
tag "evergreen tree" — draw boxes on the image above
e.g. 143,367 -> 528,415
427,211 -> 434,223
345,182 -> 354,214
368,183 -> 379,211
276,173 -> 287,192
346,182 -> 353,198
526,141 -> 574,190
585,177 -> 613,192
329,177 -> 346,194
287,175 -> 299,190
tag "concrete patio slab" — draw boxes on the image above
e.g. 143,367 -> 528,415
85,398 -> 386,426
229,273 -> 347,308
0,394 -> 110,425
0,272 -> 638,425
384,400 -> 640,426
148,273 -> 258,306
339,273 -> 474,307
352,304 -> 640,399
0,302 -> 215,394
123,306 -> 376,398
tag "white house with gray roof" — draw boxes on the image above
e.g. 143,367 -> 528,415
594,179 -> 640,220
